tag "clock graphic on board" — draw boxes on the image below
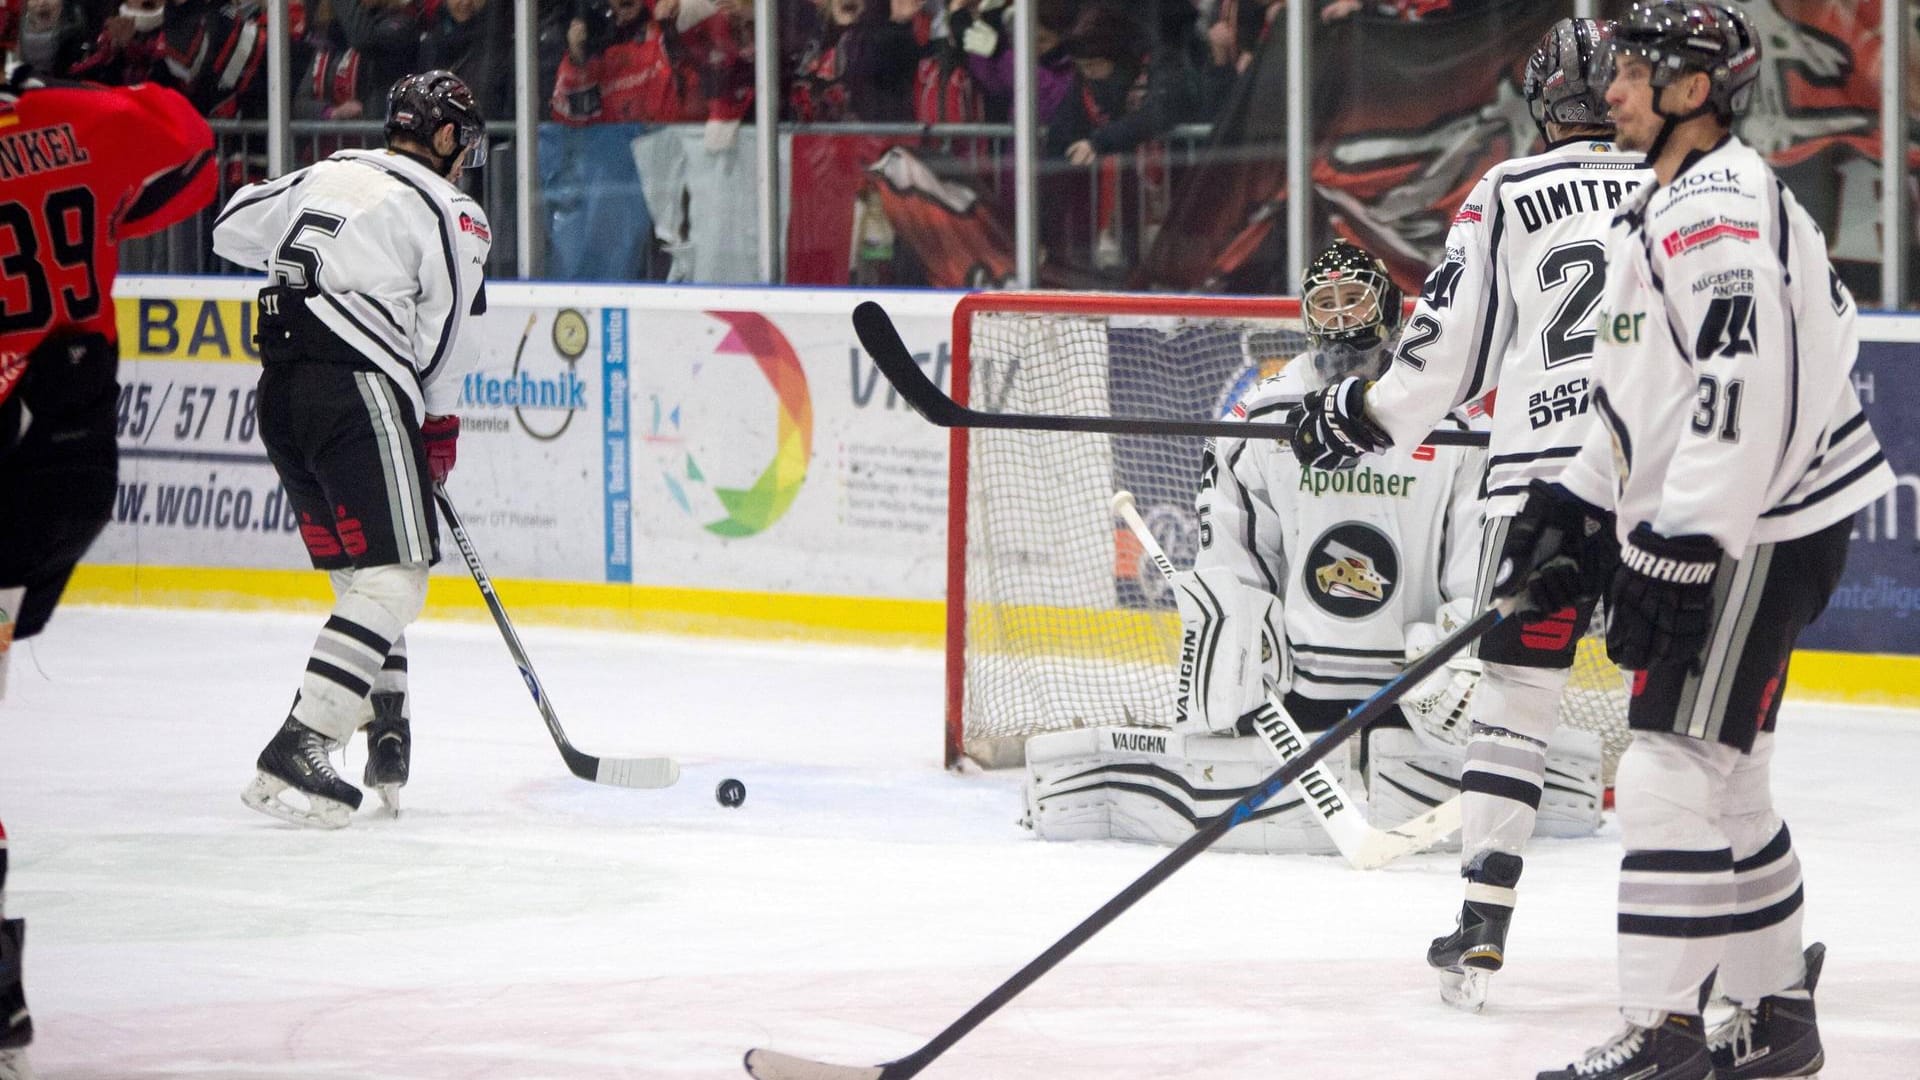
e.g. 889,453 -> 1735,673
551,308 -> 590,360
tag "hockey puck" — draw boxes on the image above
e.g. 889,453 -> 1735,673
715,778 -> 747,808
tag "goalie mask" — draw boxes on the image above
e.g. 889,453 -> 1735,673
1300,240 -> 1402,388
1524,17 -> 1616,140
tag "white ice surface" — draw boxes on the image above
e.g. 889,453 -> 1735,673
2,607 -> 1917,1079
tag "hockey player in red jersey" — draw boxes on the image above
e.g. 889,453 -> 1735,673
0,65 -> 215,1080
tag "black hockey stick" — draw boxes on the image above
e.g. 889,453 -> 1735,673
435,485 -> 680,789
742,599 -> 1509,1080
851,300 -> 1488,445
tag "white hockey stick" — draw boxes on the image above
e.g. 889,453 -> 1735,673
436,486 -> 680,789
1112,491 -> 1459,869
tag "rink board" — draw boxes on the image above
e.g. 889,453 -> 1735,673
67,279 -> 1920,708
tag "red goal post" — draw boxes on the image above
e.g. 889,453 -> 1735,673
942,291 -> 1629,776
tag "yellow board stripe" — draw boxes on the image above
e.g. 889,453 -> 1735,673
64,565 -> 944,647
60,565 -> 1920,707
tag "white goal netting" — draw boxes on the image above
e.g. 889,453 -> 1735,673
947,293 -> 1630,778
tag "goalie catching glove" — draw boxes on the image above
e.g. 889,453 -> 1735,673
1401,598 -> 1482,752
1170,567 -> 1286,736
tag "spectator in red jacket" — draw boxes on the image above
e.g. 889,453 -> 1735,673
696,0 -> 753,123
552,0 -> 709,124
787,0 -> 924,123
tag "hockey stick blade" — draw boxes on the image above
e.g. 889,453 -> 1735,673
436,486 -> 680,790
744,1049 -> 890,1080
852,300 -> 1487,445
743,601 -> 1507,1078
1113,490 -> 1458,869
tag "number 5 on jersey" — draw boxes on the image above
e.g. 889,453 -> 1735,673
271,210 -> 346,291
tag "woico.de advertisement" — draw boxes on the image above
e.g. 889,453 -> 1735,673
91,294 -> 309,570
92,288 -> 617,581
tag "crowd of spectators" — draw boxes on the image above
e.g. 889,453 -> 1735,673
0,0 -> 1276,282
0,0 -> 517,123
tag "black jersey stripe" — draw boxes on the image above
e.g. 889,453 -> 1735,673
1759,451 -> 1886,518
1225,441 -> 1282,596
1488,445 -> 1581,468
1290,643 -> 1404,658
320,292 -> 412,371
125,148 -> 214,230
354,155 -> 464,382
1461,194 -> 1507,404
212,169 -> 304,229
1774,180 -> 1801,460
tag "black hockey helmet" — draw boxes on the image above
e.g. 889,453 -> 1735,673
1613,2 -> 1760,122
386,70 -> 487,170
1300,239 -> 1402,386
1524,17 -> 1617,138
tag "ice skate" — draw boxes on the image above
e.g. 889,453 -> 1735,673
362,692 -> 410,815
1537,1012 -> 1713,1080
0,917 -> 31,1080
242,718 -> 362,829
1428,899 -> 1510,1012
1709,942 -> 1825,1078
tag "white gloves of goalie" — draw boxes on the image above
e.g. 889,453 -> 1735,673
1401,597 -> 1482,752
1170,567 -> 1287,736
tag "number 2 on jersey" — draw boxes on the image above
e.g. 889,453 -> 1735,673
1536,240 -> 1605,369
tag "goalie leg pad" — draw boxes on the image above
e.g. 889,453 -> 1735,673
1536,725 -> 1605,838
1023,726 -> 1349,855
1363,727 -> 1462,841
1170,567 -> 1286,736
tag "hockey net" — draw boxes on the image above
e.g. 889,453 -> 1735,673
945,292 -> 1631,779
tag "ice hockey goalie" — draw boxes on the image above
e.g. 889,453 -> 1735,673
1024,242 -> 1604,857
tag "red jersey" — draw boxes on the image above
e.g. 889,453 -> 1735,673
0,78 -> 214,407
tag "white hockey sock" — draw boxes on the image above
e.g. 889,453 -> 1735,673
1616,734 -> 1738,1015
375,634 -> 409,705
293,563 -> 426,743
1719,822 -> 1806,1003
1459,663 -> 1563,872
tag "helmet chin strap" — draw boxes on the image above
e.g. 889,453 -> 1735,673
1644,77 -> 1717,169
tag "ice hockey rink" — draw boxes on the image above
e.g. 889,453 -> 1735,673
3,606 -> 1917,1080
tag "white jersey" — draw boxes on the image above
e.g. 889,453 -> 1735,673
1557,135 -> 1894,556
210,149 -> 491,419
1365,139 -> 1650,516
1196,364 -> 1485,702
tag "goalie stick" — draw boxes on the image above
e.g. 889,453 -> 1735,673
852,300 -> 1488,445
742,598 -> 1509,1080
1111,491 -> 1461,869
435,486 -> 680,789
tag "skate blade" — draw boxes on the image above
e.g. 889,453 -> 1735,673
1438,966 -> 1490,1012
375,783 -> 401,817
241,773 -> 352,830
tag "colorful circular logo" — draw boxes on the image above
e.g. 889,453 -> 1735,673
1302,521 -> 1400,620
652,311 -> 813,538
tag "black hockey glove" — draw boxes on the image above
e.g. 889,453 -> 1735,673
1289,376 -> 1391,471
1490,480 -> 1613,620
1606,524 -> 1723,671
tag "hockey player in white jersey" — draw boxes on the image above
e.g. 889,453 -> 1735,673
1511,5 -> 1893,1078
212,71 -> 492,827
1288,17 -> 1647,1010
